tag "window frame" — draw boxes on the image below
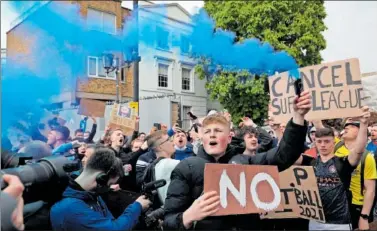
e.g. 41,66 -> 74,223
180,35 -> 190,55
180,64 -> 195,93
87,56 -> 117,80
158,63 -> 169,88
87,8 -> 117,35
156,26 -> 170,50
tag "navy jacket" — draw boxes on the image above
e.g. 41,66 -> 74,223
135,150 -> 157,186
50,181 -> 142,231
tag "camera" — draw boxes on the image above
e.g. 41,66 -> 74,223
1,155 -> 80,204
140,180 -> 166,229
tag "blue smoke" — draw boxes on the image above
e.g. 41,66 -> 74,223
2,1 -> 299,134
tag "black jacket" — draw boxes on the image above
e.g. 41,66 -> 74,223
135,150 -> 157,186
163,119 -> 308,230
119,148 -> 148,192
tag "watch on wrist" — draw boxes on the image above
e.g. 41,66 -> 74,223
360,214 -> 369,220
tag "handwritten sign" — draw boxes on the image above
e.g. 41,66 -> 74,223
204,164 -> 282,216
109,103 -> 137,136
268,58 -> 363,123
262,166 -> 325,223
78,99 -> 106,118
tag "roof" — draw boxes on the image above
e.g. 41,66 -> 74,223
8,1 -> 52,33
140,3 -> 191,17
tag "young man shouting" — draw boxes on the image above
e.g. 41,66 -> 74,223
296,106 -> 370,230
163,91 -> 312,230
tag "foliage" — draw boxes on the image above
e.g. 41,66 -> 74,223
198,0 -> 327,124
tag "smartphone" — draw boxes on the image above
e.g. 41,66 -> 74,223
294,78 -> 303,96
153,123 -> 161,130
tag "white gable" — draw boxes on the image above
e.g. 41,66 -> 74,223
141,4 -> 192,25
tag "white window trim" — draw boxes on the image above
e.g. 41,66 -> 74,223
180,63 -> 195,93
87,56 -> 98,77
87,8 -> 117,35
155,57 -> 174,90
87,56 -> 117,80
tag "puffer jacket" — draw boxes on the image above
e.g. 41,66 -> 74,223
163,118 -> 308,230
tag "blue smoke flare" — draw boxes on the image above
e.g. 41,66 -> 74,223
2,1 -> 299,135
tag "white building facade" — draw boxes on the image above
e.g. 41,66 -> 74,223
137,3 -> 221,132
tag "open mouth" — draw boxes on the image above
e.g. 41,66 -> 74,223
209,141 -> 218,146
119,138 -> 124,143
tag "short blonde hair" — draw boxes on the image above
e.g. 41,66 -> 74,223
202,114 -> 230,130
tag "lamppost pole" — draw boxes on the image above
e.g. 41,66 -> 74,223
133,0 -> 140,103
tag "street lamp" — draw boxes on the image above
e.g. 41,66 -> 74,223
102,53 -> 120,103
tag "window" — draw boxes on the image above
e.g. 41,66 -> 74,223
182,106 -> 192,130
87,56 -> 116,79
182,68 -> 191,91
87,8 -> 116,34
158,64 -> 169,88
120,68 -> 126,82
181,36 -> 190,54
156,27 -> 169,50
88,57 -> 98,76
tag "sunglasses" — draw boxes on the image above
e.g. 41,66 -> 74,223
159,136 -> 173,146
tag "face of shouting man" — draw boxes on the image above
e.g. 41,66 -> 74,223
174,131 -> 187,149
110,129 -> 124,147
202,115 -> 232,159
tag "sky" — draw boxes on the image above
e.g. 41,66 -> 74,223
1,0 -> 376,73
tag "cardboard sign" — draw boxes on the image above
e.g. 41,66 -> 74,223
109,103 -> 137,136
361,72 -> 377,112
78,98 -> 106,118
269,58 -> 363,123
203,164 -> 282,216
262,166 -> 325,223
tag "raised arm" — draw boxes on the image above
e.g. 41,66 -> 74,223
348,106 -> 370,166
252,91 -> 312,171
85,117 -> 97,143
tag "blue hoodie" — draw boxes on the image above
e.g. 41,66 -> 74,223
174,145 -> 194,161
50,182 -> 142,231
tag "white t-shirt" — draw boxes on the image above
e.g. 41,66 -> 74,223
154,158 -> 180,205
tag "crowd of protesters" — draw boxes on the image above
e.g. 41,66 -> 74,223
2,90 -> 377,231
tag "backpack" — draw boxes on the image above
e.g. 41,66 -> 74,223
360,151 -> 373,196
142,157 -> 165,184
141,157 -> 165,209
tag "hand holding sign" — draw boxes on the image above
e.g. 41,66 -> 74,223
183,191 -> 220,229
292,91 -> 312,125
293,91 -> 312,116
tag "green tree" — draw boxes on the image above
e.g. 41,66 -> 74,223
198,1 -> 327,124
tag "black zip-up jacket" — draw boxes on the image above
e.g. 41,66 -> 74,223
163,118 -> 308,230
118,148 -> 148,192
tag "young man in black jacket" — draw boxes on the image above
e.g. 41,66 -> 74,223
163,91 -> 312,230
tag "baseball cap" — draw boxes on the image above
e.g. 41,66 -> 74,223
309,127 -> 317,133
